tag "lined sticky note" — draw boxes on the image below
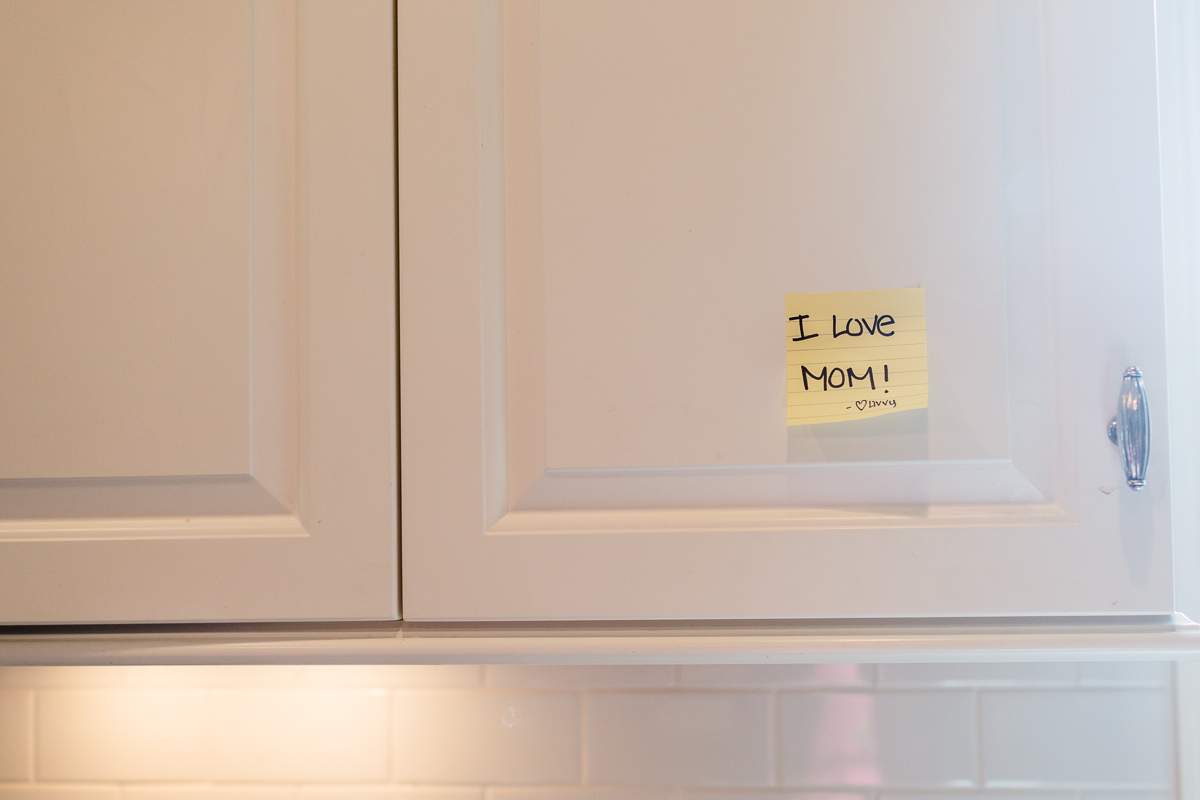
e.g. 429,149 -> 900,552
786,288 -> 927,425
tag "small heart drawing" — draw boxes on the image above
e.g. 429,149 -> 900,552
855,400 -> 868,411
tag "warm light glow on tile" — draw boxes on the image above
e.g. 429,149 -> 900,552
0,691 -> 32,780
0,663 -> 1175,793
37,690 -> 209,781
210,689 -> 390,781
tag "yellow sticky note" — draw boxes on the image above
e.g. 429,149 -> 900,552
786,288 -> 927,425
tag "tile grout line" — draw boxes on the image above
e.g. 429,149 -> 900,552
975,688 -> 986,790
579,690 -> 589,786
26,689 -> 35,784
778,687 -> 789,788
767,687 -> 779,787
204,686 -> 215,783
1168,661 -> 1183,800
387,687 -> 397,783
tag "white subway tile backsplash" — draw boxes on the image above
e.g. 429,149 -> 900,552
880,793 -> 1074,800
1077,663 -> 1170,687
302,790 -> 482,800
778,691 -> 978,788
0,692 -> 31,781
393,692 -> 580,784
299,666 -> 483,688
683,792 -> 870,800
878,664 -> 1076,687
585,692 -> 772,787
0,667 -> 121,688
0,663 -> 1178,797
489,789 -> 673,800
486,666 -> 674,689
680,665 -> 873,689
122,667 -> 301,687
980,690 -> 1172,788
36,690 -> 209,781
124,789 -> 298,800
0,788 -> 121,800
210,690 -> 390,782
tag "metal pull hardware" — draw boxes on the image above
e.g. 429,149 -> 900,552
1107,366 -> 1150,490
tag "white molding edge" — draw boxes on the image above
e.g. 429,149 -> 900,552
1,617 -> 1200,665
1178,661 -> 1200,800
0,515 -> 307,542
1159,1 -> 1200,798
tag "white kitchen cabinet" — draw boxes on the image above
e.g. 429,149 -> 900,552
0,0 -> 397,623
400,0 -> 1188,622
2,0 -> 1195,639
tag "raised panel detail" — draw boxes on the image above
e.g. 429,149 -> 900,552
401,0 -> 1173,622
0,0 -> 396,622
0,0 -> 300,539
0,0 -> 252,481
488,0 -> 1060,531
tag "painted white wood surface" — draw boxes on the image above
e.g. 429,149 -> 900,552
401,0 -> 1175,621
1157,0 -> 1200,794
1,617 -> 1199,665
0,0 -> 397,623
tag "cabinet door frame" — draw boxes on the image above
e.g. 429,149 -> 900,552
400,0 -> 1177,622
1162,0 -> 1200,796
0,0 -> 397,624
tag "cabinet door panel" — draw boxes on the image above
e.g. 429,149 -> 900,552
401,0 -> 1173,621
0,1 -> 251,482
0,0 -> 396,623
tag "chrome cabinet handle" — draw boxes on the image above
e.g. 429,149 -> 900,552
1108,366 -> 1150,490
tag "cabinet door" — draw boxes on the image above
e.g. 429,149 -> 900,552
0,0 -> 396,623
400,0 -> 1174,621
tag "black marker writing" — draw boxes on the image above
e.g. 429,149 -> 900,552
831,314 -> 896,338
800,365 -> 826,391
788,313 -> 818,342
799,364 -> 883,392
848,366 -> 874,389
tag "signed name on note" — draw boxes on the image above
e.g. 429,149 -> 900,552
786,288 -> 927,425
